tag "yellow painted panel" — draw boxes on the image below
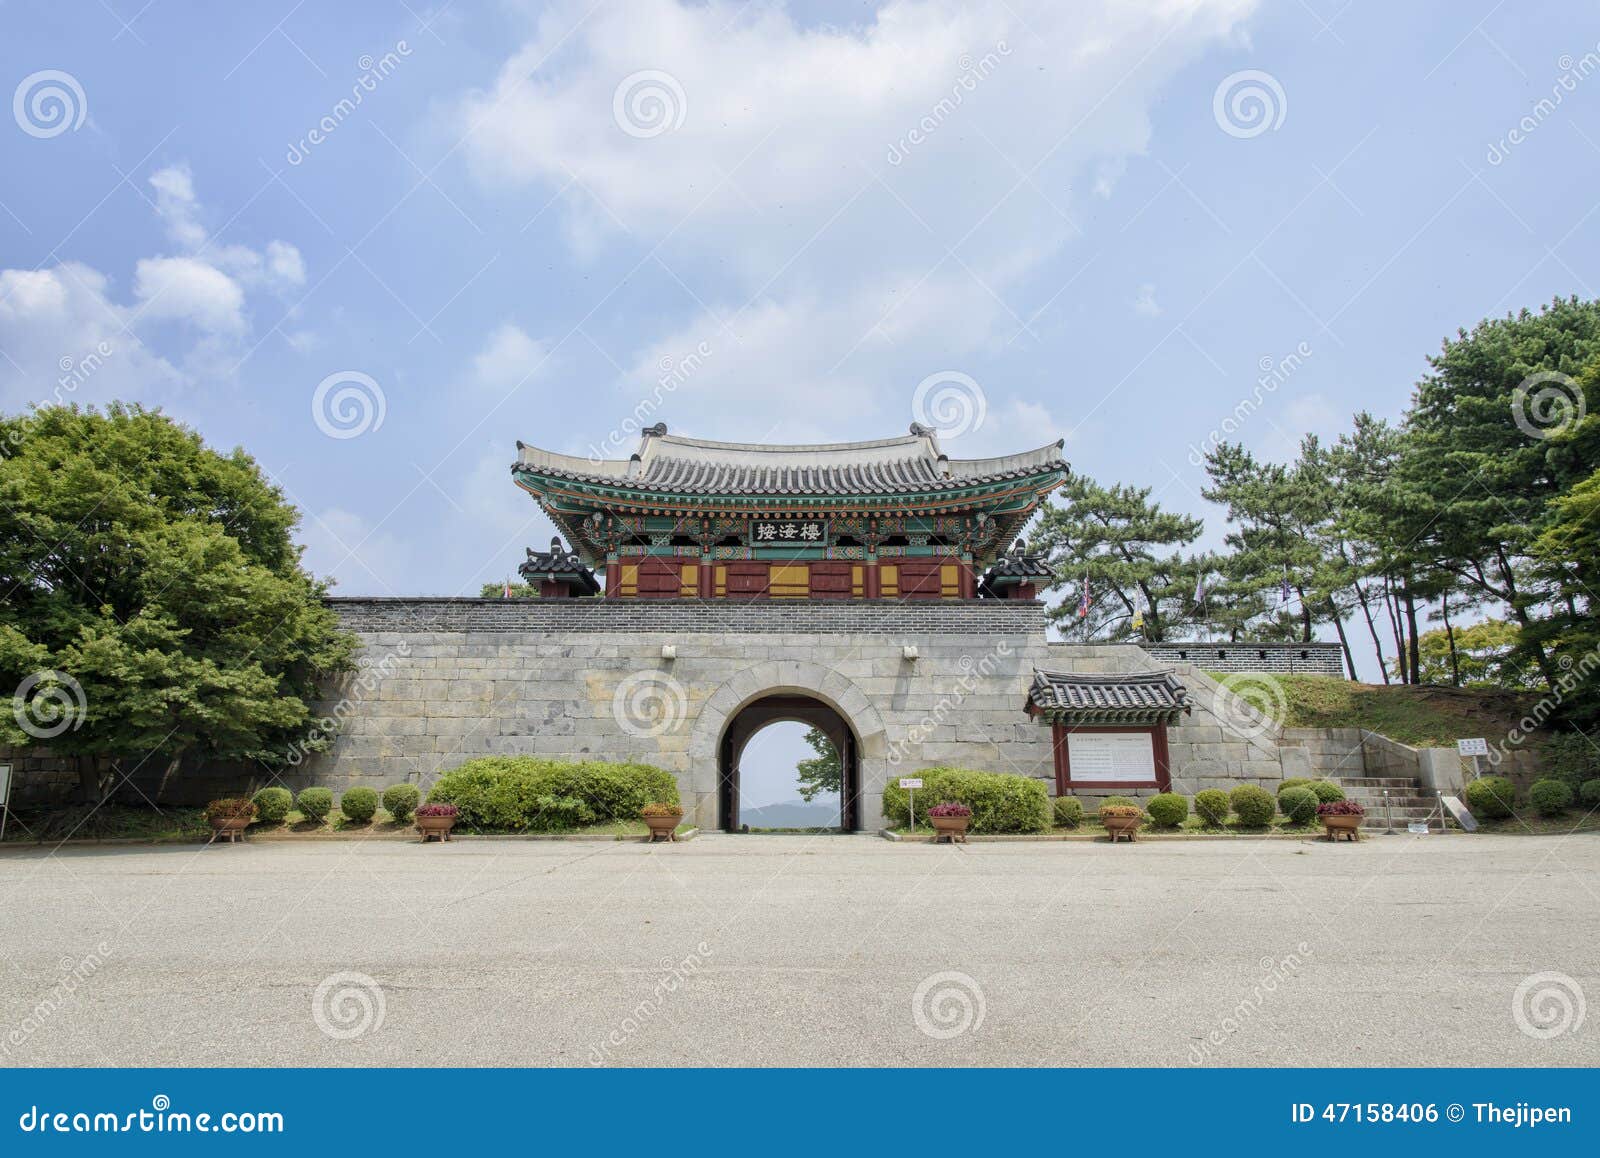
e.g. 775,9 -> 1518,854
620,563 -> 638,597
769,561 -> 808,598
680,563 -> 698,596
715,565 -> 726,597
851,565 -> 863,597
880,565 -> 897,597
941,563 -> 960,597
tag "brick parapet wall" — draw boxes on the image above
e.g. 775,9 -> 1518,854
1137,642 -> 1347,677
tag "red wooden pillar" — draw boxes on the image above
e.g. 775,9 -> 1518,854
605,559 -> 620,596
865,557 -> 880,599
699,553 -> 715,600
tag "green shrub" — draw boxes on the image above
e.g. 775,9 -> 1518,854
1098,795 -> 1139,810
1194,788 -> 1230,826
1145,793 -> 1188,828
1278,786 -> 1318,825
1230,784 -> 1276,827
426,757 -> 679,832
1053,796 -> 1084,828
1308,780 -> 1345,803
1277,778 -> 1312,793
1546,732 -> 1598,792
1528,778 -> 1573,817
882,768 -> 1051,833
251,786 -> 292,824
1581,779 -> 1600,809
382,783 -> 420,823
1464,775 -> 1515,819
295,787 -> 334,822
340,786 -> 378,823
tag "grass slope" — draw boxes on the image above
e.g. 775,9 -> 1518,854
1215,673 -> 1547,750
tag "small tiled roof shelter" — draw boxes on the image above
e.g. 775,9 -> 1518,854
1026,669 -> 1191,794
517,537 -> 602,598
511,423 -> 1067,599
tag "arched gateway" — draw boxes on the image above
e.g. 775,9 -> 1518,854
688,659 -> 890,832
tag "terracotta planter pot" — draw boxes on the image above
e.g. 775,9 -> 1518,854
1101,814 -> 1141,843
416,815 -> 456,843
1321,813 -> 1362,842
208,815 -> 250,844
929,815 -> 970,844
644,814 -> 681,842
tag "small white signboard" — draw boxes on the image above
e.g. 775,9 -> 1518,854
898,778 -> 923,790
1456,738 -> 1489,757
1407,821 -> 1429,834
0,762 -> 11,807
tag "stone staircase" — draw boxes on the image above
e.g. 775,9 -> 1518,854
1334,775 -> 1451,831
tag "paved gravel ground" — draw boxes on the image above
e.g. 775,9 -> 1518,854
1,833 -> 1596,1067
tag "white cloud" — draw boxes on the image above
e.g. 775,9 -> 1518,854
133,256 -> 248,334
472,322 -> 548,389
453,0 -> 1256,439
0,262 -> 182,410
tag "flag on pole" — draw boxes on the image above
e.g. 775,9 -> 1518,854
1193,571 -> 1206,605
1131,607 -> 1145,633
1077,576 -> 1091,619
1279,570 -> 1292,606
503,579 -> 513,598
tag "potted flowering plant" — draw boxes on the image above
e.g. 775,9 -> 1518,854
205,798 -> 257,843
1099,804 -> 1143,843
1317,799 -> 1364,841
641,802 -> 684,842
927,801 -> 972,843
415,802 -> 459,843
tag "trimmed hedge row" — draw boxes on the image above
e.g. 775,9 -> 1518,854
883,767 -> 1051,833
426,757 -> 679,832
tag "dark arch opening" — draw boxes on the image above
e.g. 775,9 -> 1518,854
718,695 -> 860,833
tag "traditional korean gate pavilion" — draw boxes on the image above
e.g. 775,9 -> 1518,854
512,422 -> 1068,601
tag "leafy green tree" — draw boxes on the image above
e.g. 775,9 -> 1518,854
1033,473 -> 1205,641
795,727 -> 840,801
1401,298 -> 1600,686
1391,619 -> 1541,688
479,581 -> 536,598
0,405 -> 355,802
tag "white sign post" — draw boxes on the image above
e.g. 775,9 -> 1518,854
899,777 -> 923,830
1457,737 -> 1488,782
0,762 -> 11,845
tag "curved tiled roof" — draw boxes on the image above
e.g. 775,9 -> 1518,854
1027,668 -> 1190,724
518,538 -> 601,594
514,423 -> 1066,497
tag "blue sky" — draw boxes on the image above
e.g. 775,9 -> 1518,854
2,0 -> 1596,672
